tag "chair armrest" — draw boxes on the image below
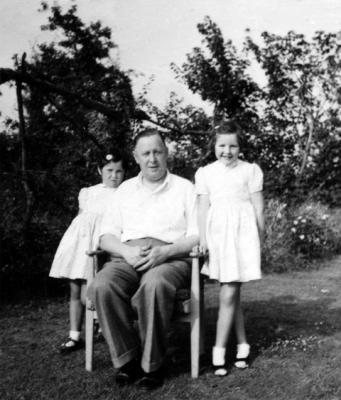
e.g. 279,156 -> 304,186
86,249 -> 106,257
86,249 -> 107,283
189,246 -> 205,259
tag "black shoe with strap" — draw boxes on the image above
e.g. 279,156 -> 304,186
59,337 -> 85,354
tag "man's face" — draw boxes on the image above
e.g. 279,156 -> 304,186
133,134 -> 168,183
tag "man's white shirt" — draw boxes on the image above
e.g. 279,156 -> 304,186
99,172 -> 198,243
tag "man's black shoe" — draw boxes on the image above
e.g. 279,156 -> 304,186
137,367 -> 165,390
115,359 -> 142,386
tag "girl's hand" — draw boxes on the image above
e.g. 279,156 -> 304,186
199,239 -> 208,255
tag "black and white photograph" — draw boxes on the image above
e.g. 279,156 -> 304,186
1,1 -> 341,399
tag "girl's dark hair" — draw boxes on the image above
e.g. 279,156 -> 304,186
97,149 -> 128,171
209,119 -> 244,149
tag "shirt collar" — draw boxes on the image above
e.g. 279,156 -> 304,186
136,170 -> 171,193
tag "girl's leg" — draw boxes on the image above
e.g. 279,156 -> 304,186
70,279 -> 85,333
234,287 -> 247,344
213,282 -> 240,375
60,279 -> 85,353
234,285 -> 250,368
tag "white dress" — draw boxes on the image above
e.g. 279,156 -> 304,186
195,160 -> 263,283
49,184 -> 117,280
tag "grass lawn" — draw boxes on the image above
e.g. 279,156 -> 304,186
1,256 -> 341,400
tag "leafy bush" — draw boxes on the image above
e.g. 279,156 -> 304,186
263,199 -> 341,273
290,203 -> 340,258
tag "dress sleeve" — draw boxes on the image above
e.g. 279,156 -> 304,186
247,163 -> 263,193
78,188 -> 88,211
194,167 -> 209,195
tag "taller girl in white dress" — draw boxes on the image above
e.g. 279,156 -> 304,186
195,120 -> 264,376
49,151 -> 126,353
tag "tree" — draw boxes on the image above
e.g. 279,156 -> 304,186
172,17 -> 295,189
246,30 -> 341,181
0,2 -> 137,299
173,17 -> 341,201
172,17 -> 260,126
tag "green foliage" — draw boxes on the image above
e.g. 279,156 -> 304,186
290,202 -> 341,258
0,3 -> 136,299
246,30 -> 341,189
263,200 -> 341,273
171,16 -> 260,124
172,18 -> 341,201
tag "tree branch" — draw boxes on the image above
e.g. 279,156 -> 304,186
0,67 -> 149,121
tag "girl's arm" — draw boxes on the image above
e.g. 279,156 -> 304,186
197,194 -> 210,253
250,191 -> 265,244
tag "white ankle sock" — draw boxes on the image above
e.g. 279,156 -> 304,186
236,343 -> 250,359
212,346 -> 226,366
235,343 -> 250,369
69,330 -> 81,341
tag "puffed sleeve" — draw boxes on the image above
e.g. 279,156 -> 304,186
78,188 -> 88,211
247,163 -> 263,193
194,167 -> 209,195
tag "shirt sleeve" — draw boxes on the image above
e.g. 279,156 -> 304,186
247,163 -> 263,193
184,183 -> 199,237
194,167 -> 209,195
78,188 -> 87,211
98,194 -> 122,239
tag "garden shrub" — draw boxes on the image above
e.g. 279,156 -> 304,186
263,199 -> 341,273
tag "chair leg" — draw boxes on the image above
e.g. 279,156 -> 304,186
190,304 -> 200,378
199,297 -> 205,356
85,308 -> 94,372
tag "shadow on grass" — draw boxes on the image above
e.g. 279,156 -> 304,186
166,293 -> 341,378
1,288 -> 341,400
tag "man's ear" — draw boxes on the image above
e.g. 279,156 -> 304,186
133,150 -> 139,164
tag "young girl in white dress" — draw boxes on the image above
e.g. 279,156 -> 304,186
195,120 -> 264,376
49,151 -> 126,353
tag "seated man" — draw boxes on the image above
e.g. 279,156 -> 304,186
90,129 -> 198,390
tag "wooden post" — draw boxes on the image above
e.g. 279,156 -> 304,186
16,53 -> 34,236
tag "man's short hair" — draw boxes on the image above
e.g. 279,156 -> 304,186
133,129 -> 166,148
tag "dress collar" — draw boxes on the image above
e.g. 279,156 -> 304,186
215,159 -> 240,170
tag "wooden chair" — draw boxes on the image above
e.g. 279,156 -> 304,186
85,248 -> 205,378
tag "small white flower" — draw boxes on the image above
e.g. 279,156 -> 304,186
293,220 -> 298,225
299,234 -> 305,240
291,228 -> 297,233
302,219 -> 306,223
321,214 -> 329,220
278,212 -> 282,219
